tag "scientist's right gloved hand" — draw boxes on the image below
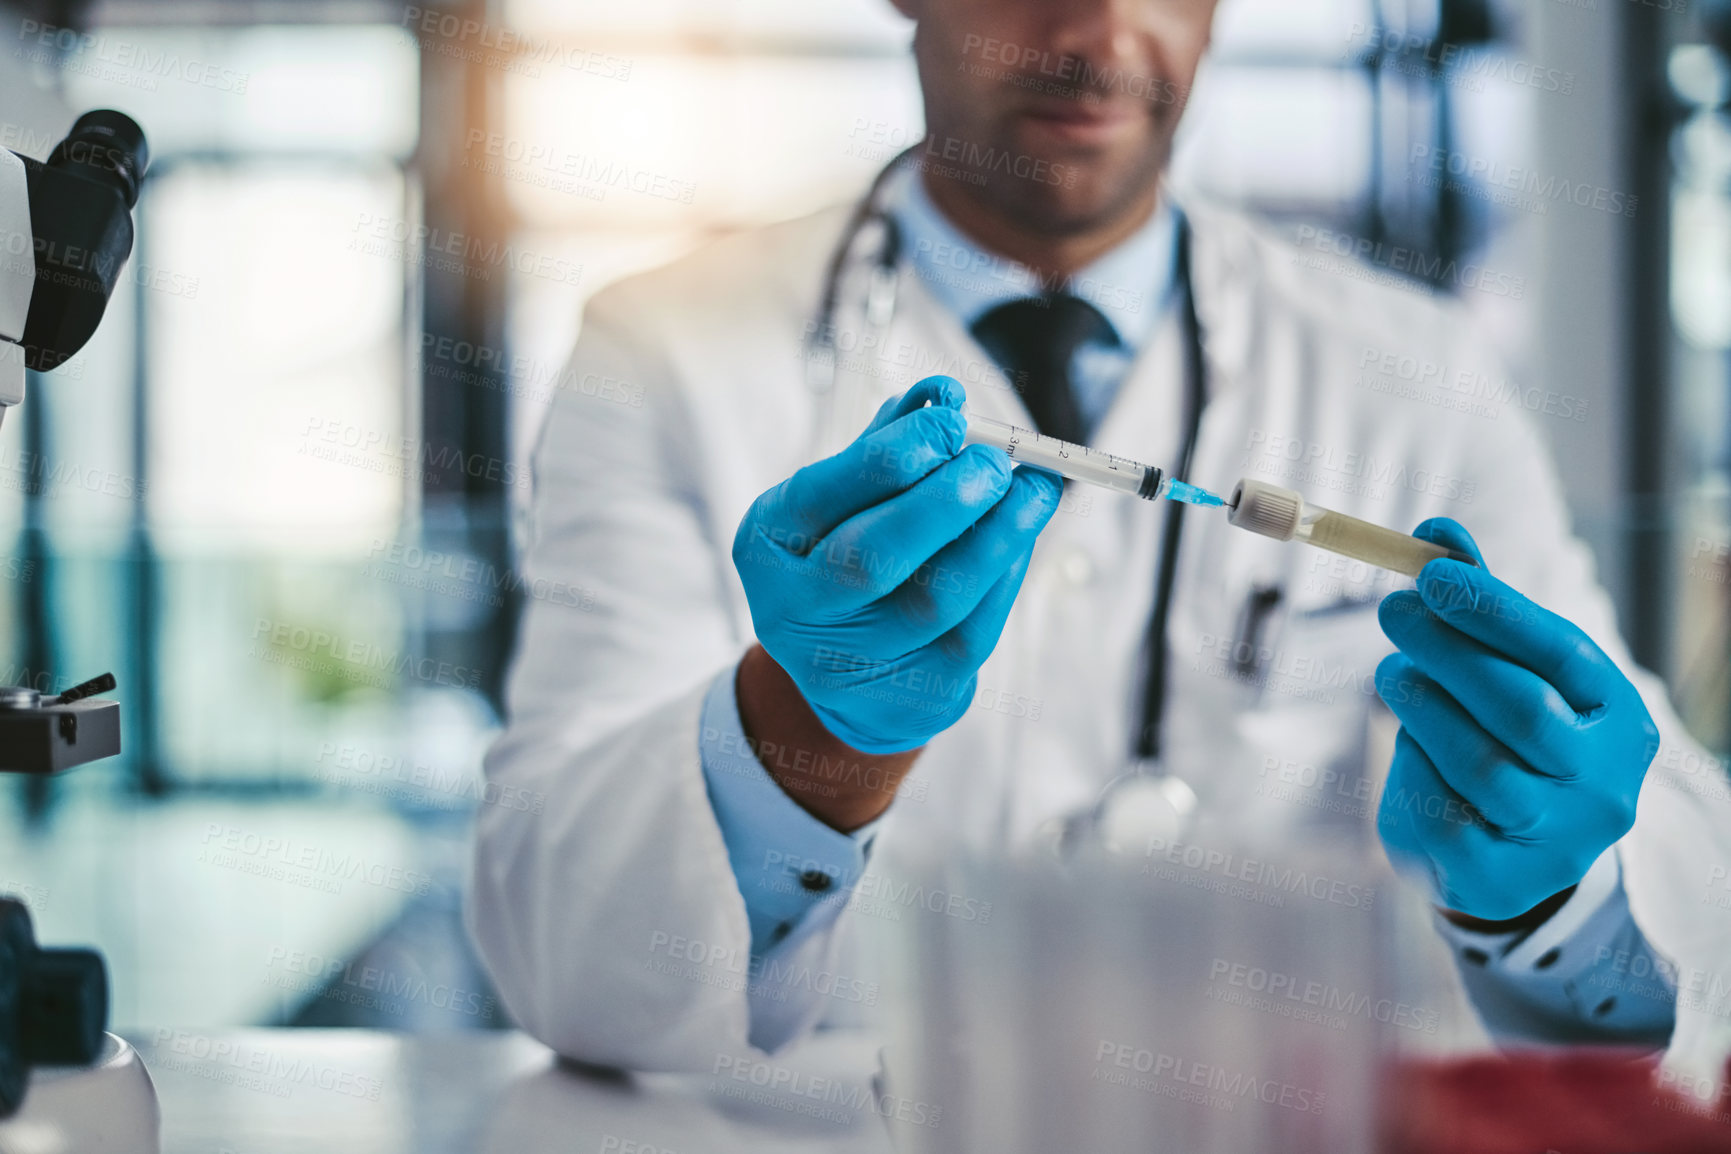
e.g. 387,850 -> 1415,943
732,375 -> 1061,754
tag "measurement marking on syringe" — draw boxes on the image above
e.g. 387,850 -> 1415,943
962,411 -> 1224,507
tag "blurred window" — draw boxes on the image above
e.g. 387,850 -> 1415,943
31,24 -> 425,786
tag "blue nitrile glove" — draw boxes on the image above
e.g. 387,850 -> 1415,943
732,375 -> 1061,754
1374,518 -> 1659,922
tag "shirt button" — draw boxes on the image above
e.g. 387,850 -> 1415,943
1060,551 -> 1094,586
799,869 -> 833,893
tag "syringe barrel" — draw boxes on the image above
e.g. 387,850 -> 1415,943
1226,479 -> 1469,578
962,413 -> 1158,499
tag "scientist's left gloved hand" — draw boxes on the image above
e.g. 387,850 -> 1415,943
1374,518 -> 1659,923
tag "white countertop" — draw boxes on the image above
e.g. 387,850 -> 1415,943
127,1027 -> 897,1154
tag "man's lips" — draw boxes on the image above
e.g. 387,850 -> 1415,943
1018,99 -> 1145,142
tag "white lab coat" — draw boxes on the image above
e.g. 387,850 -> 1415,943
468,196 -> 1731,1082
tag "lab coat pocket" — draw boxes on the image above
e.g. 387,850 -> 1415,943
1233,599 -> 1390,825
1253,598 -> 1387,715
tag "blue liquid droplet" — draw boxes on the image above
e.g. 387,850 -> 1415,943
1166,480 -> 1225,507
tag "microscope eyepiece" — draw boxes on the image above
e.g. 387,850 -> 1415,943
11,110 -> 151,371
47,111 -> 149,209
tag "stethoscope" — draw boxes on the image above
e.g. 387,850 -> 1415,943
807,147 -> 1211,852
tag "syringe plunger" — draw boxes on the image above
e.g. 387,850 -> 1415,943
961,412 -> 1224,506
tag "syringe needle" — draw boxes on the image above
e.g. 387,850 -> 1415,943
1164,479 -> 1227,508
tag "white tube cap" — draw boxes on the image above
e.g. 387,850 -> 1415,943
1227,479 -> 1305,542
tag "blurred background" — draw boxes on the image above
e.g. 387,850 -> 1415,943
0,0 -> 1719,1034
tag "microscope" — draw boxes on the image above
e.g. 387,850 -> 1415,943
0,109 -> 161,1152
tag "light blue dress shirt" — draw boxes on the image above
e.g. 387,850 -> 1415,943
699,668 -> 877,959
695,167 -> 1676,1046
892,166 -> 1177,437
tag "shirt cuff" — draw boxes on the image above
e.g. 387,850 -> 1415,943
698,664 -> 882,958
1434,847 -> 1676,1044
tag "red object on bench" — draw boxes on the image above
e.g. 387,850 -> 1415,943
1381,1049 -> 1731,1154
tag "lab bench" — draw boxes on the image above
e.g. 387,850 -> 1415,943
128,1027 -> 895,1154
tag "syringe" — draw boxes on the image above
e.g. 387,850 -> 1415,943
961,412 -> 1225,507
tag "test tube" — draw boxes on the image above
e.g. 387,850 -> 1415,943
1226,479 -> 1476,577
962,412 -> 1223,506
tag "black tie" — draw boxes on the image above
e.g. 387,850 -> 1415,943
971,293 -> 1116,444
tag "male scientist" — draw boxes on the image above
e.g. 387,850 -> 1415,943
469,0 -> 1731,1072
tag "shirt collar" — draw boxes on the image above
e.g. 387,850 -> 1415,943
885,163 -> 1177,352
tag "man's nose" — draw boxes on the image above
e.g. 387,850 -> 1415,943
1041,0 -> 1149,76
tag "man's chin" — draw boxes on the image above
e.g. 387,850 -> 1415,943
978,170 -> 1159,239
981,124 -> 1168,236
